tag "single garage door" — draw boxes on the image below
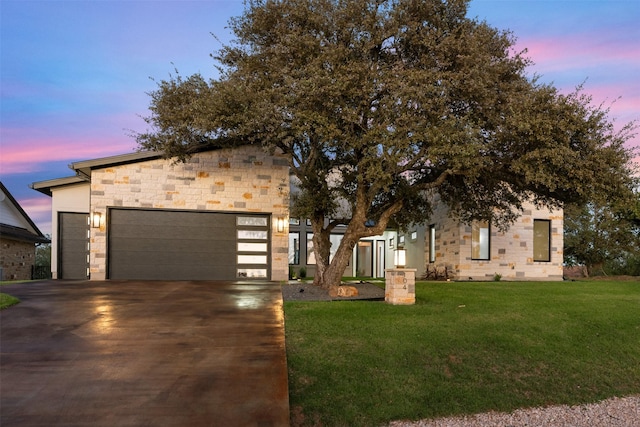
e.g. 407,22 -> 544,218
58,212 -> 89,279
108,208 -> 270,280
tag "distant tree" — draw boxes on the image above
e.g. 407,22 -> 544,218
35,238 -> 51,267
564,191 -> 640,276
137,0 -> 637,288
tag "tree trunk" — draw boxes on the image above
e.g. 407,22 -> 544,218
587,262 -> 606,277
309,218 -> 358,288
309,197 -> 403,289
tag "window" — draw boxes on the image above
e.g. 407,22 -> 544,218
288,232 -> 300,265
410,231 -> 418,241
429,224 -> 436,263
238,242 -> 267,252
307,233 -> 316,264
237,216 -> 268,227
533,220 -> 551,262
471,220 -> 490,260
237,230 -> 268,240
305,233 -> 343,265
329,234 -> 343,262
237,255 -> 267,264
237,269 -> 267,278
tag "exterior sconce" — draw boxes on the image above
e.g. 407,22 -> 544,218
394,248 -> 406,268
276,217 -> 285,233
91,212 -> 102,228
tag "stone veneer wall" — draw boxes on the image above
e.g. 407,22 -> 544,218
89,146 -> 290,281
0,238 -> 35,280
427,200 -> 563,281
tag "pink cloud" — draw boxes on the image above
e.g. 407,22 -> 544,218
1,134 -> 138,174
19,196 -> 53,236
516,31 -> 640,74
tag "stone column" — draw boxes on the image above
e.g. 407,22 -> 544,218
385,269 -> 416,305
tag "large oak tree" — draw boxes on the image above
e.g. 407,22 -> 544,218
137,0 -> 636,288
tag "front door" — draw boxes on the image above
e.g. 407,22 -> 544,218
356,241 -> 373,277
58,212 -> 89,279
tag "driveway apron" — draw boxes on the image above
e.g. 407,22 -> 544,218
0,280 -> 290,426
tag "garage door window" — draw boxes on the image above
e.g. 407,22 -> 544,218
238,242 -> 268,252
237,269 -> 268,278
237,255 -> 268,264
238,230 -> 268,240
237,217 -> 268,226
236,216 -> 269,278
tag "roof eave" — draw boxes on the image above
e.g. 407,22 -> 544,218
70,151 -> 163,178
30,176 -> 88,196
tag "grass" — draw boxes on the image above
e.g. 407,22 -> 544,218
0,280 -> 34,309
284,280 -> 640,426
0,293 -> 20,310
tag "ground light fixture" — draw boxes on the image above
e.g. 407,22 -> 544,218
394,248 -> 406,268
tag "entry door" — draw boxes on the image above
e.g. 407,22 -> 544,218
356,241 -> 373,277
58,212 -> 89,279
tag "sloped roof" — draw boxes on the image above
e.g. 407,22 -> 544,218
0,181 -> 49,244
70,151 -> 162,179
30,175 -> 87,196
30,151 -> 163,195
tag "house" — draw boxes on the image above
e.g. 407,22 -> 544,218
32,146 -> 563,281
32,146 -> 290,281
287,197 -> 563,282
400,194 -> 564,281
0,181 -> 50,280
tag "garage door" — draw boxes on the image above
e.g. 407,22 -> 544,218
58,212 -> 89,279
108,209 -> 270,280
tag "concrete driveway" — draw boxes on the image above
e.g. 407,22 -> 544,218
0,280 -> 289,426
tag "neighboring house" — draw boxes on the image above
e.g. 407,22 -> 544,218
0,181 -> 50,280
32,145 -> 563,282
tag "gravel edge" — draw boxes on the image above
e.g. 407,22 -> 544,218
387,395 -> 640,427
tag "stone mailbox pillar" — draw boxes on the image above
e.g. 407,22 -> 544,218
385,268 -> 416,305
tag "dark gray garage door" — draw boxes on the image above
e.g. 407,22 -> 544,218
108,209 -> 270,280
58,212 -> 89,280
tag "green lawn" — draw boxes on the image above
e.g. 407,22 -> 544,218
0,280 -> 37,310
0,293 -> 20,310
284,280 -> 640,426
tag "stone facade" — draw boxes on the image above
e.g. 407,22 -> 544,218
89,146 -> 290,281
412,199 -> 564,281
384,268 -> 416,304
0,239 -> 35,281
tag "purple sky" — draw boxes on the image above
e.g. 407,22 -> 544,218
1,0 -> 638,236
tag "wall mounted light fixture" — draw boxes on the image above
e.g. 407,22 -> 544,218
276,217 -> 285,233
91,212 -> 102,228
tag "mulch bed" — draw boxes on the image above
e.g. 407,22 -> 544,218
281,281 -> 385,302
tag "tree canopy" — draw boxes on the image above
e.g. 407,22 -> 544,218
564,195 -> 640,276
137,0 -> 637,287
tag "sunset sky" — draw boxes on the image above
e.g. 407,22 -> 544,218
1,0 -> 638,235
